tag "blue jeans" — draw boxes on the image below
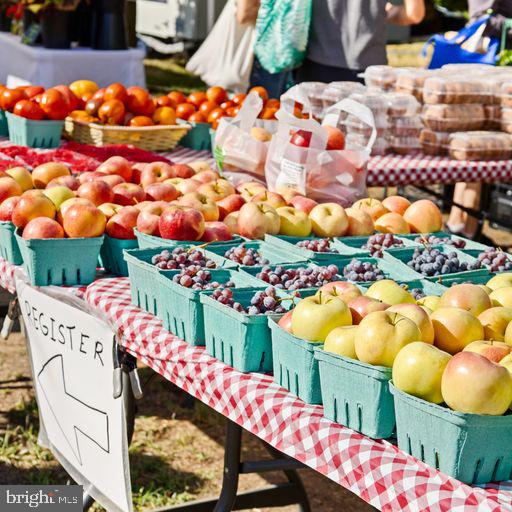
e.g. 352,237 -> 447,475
249,57 -> 294,98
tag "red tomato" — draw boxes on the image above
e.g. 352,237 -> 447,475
232,93 -> 246,105
156,96 -> 174,107
188,112 -> 206,123
53,84 -> 79,112
92,88 -> 106,102
98,99 -> 126,125
187,91 -> 207,107
265,98 -> 280,109
226,106 -> 240,117
23,86 -> 45,99
126,86 -> 154,116
207,108 -> 225,124
39,89 -> 70,120
129,116 -> 154,127
198,100 -> 218,117
175,103 -> 196,120
249,86 -> 269,102
220,100 -> 235,110
104,83 -> 128,104
206,86 -> 227,105
167,91 -> 186,105
1,88 -> 26,112
13,100 -> 45,120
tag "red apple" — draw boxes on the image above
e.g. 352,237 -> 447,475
131,163 -> 145,184
12,194 -> 56,228
237,182 -> 267,202
178,192 -> 219,222
136,201 -> 168,236
78,171 -> 106,184
61,203 -> 106,238
201,221 -> 233,242
0,176 -> 22,204
47,175 -> 80,191
403,199 -> 443,234
251,191 -> 287,209
0,196 -> 21,221
278,309 -> 293,333
224,211 -> 240,234
194,170 -> 220,184
319,281 -> 362,304
289,195 -> 318,214
22,217 -> 64,239
348,296 -> 389,325
77,180 -> 114,206
382,195 -> 411,216
144,182 -> 179,202
97,156 -> 133,182
32,162 -> 70,189
237,202 -> 280,239
169,164 -> 195,179
158,206 -> 205,241
216,193 -> 245,220
106,206 -> 139,239
175,179 -> 201,196
323,125 -> 345,150
290,129 -> 311,147
140,162 -> 176,188
98,203 -> 123,219
112,183 -> 145,206
198,179 -> 235,201
95,174 -> 125,188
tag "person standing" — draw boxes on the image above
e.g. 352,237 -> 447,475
296,0 -> 426,83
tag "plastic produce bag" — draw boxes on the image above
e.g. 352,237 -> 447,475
265,86 -> 375,206
213,92 -> 271,186
254,0 -> 312,74
186,0 -> 255,93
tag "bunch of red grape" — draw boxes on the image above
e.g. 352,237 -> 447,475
407,247 -> 468,276
296,238 -> 338,253
152,247 -> 216,270
223,244 -> 270,266
468,248 -> 512,272
414,235 -> 466,248
211,287 -> 287,315
171,266 -> 234,290
361,233 -> 404,257
343,259 -> 385,282
255,264 -> 339,290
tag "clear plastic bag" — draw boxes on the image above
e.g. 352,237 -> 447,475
265,86 -> 375,206
213,92 -> 270,186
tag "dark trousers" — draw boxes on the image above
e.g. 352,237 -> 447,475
249,57 -> 294,98
295,58 -> 363,84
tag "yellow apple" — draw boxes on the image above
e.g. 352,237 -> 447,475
417,295 -> 441,311
477,307 -> 512,341
43,186 -> 75,210
490,287 -> 512,308
6,166 -> 33,191
387,303 -> 434,344
324,325 -> 358,359
439,283 -> 492,316
499,353 -> 512,373
276,206 -> 312,237
365,279 -> 415,306
463,340 -> 512,363
308,203 -> 349,237
487,273 -> 512,291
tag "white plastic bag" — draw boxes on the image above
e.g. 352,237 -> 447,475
186,0 -> 255,93
265,85 -> 375,206
213,92 -> 271,186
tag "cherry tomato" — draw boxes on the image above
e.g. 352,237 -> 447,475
187,91 -> 207,107
39,88 -> 71,120
207,107 -> 225,124
168,91 -> 186,105
13,99 -> 45,120
188,112 -> 207,123
175,103 -> 196,120
198,100 -> 218,117
104,83 -> 128,104
98,99 -> 126,125
129,116 -> 154,127
206,86 -> 227,105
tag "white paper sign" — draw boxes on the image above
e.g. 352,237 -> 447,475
17,283 -> 132,512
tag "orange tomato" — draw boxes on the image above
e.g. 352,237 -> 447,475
220,100 -> 235,110
198,100 -> 217,116
176,102 -> 196,120
168,91 -> 186,105
153,106 -> 177,125
92,88 -> 106,102
156,96 -> 174,107
13,100 -> 45,120
129,116 -> 154,127
85,98 -> 103,116
265,98 -> 280,109
211,118 -> 223,130
126,86 -> 154,116
1,88 -> 26,112
68,110 -> 98,123
104,83 -> 128,104
23,86 -> 45,99
249,86 -> 269,102
226,106 -> 240,117
207,107 -> 225,124
39,89 -> 71,120
53,85 -> 79,112
187,91 -> 207,107
69,80 -> 99,99
259,107 -> 278,120
232,93 -> 246,105
206,86 -> 227,105
188,112 -> 207,123
98,99 -> 126,125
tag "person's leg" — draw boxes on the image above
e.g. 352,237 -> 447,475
461,182 -> 482,238
447,182 -> 467,233
296,58 -> 363,83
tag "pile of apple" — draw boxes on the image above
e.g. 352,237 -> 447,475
279,273 -> 512,416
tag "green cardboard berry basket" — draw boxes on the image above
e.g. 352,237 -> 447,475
201,288 -> 292,371
123,245 -> 239,315
314,348 -> 394,438
99,236 -> 138,277
15,231 -> 103,286
156,269 -> 262,346
0,109 -> 8,137
335,234 -> 421,257
398,279 -> 448,297
390,383 -> 512,484
400,231 -> 491,256
205,240 -> 306,272
177,119 -> 212,151
269,318 -> 323,404
383,246 -> 489,282
6,112 -> 63,149
428,273 -> 494,288
135,229 -> 244,250
0,221 -> 22,265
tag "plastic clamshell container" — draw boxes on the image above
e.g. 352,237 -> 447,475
0,221 -> 22,265
315,349 -> 394,438
6,112 -> 63,148
345,134 -> 390,155
395,68 -> 436,102
135,228 -> 244,250
320,81 -> 366,111
269,318 -> 322,404
390,116 -> 423,137
423,76 -> 493,105
156,269 -> 260,346
390,383 -> 512,484
419,129 -> 450,156
205,239 -> 306,271
348,92 -> 389,116
389,136 -> 422,155
99,235 -> 138,277
362,65 -> 398,91
448,131 -> 512,161
177,119 -> 212,151
0,109 -> 8,137
383,246 -> 488,282
500,81 -> 512,107
421,104 -> 485,132
15,232 -> 103,286
386,92 -> 420,117
201,287 -> 290,371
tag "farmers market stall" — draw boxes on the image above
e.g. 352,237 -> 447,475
0,33 -> 146,89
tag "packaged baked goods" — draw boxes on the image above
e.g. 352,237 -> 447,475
441,63 -> 497,73
346,133 -> 390,155
419,129 -> 450,156
500,108 -> 512,133
390,136 -> 422,155
301,82 -> 328,119
344,114 -> 389,137
422,104 -> 485,132
499,81 -> 512,108
395,68 -> 436,102
320,82 -> 366,111
484,105 -> 501,130
423,76 -> 492,105
348,92 -> 389,117
386,92 -> 421,117
390,116 -> 423,137
448,131 -> 512,161
363,65 -> 399,91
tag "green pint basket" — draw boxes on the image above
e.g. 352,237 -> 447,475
135,229 -> 244,250
269,318 -> 322,404
0,109 -> 8,137
15,232 -> 103,286
7,112 -> 63,148
99,236 -> 139,276
390,383 -> 512,484
178,119 -> 212,151
0,221 -> 22,265
315,349 -> 394,439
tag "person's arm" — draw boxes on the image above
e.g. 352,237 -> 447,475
386,0 -> 425,25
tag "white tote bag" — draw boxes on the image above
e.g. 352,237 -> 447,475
186,0 -> 255,93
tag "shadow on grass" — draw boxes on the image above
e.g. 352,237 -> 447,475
145,57 -> 205,95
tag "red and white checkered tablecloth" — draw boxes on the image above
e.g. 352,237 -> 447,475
0,258 -> 17,294
84,276 -> 512,512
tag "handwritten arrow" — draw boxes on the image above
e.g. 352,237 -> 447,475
37,355 -> 110,465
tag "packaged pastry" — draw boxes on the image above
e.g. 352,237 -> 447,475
485,75 -> 512,105
484,105 -> 501,130
441,63 -> 497,73
301,82 -> 328,119
390,136 -> 422,155
320,82 -> 366,111
500,108 -> 512,133
423,76 -> 492,105
345,133 -> 390,156
363,65 -> 399,91
386,92 -> 421,117
499,81 -> 512,108
344,114 -> 389,137
421,104 -> 485,132
390,116 -> 423,137
419,129 -> 450,156
348,92 -> 389,117
395,68 -> 436,102
448,131 -> 512,161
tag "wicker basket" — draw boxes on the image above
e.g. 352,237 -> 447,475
64,118 -> 191,151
